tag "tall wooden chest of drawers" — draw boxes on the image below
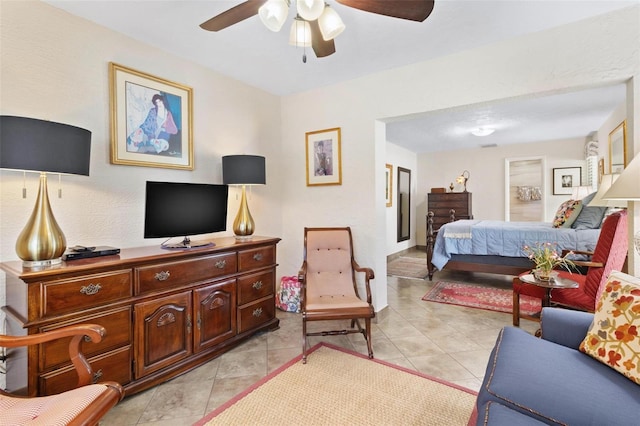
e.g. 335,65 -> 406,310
0,236 -> 280,397
427,192 -> 473,231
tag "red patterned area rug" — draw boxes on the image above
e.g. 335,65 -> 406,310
194,343 -> 476,425
422,281 -> 540,316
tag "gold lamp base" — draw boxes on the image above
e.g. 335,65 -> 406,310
15,173 -> 67,267
232,185 -> 255,241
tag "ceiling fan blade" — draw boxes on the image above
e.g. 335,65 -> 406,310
200,0 -> 268,32
336,0 -> 435,22
310,20 -> 336,58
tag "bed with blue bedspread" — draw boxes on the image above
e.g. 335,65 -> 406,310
426,219 -> 600,280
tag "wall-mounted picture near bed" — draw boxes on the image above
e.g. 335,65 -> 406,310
552,167 -> 581,195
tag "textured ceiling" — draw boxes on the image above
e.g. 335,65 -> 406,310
42,0 -> 634,152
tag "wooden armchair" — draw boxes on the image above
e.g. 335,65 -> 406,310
298,227 -> 375,364
513,210 -> 628,325
0,324 -> 124,425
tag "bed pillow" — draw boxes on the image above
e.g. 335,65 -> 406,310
579,271 -> 640,384
571,192 -> 608,230
552,200 -> 583,228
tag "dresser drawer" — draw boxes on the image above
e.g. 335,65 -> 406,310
39,306 -> 132,371
42,270 -> 132,316
39,346 -> 132,396
238,296 -> 275,333
238,245 -> 275,272
136,253 -> 237,294
237,270 -> 274,305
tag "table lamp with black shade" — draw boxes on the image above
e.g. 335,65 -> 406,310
0,115 -> 91,267
222,155 -> 266,241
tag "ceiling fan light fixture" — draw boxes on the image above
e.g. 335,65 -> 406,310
318,4 -> 345,41
258,0 -> 289,32
289,16 -> 312,47
296,0 -> 325,21
470,127 -> 495,137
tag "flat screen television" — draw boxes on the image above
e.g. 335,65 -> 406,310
144,181 -> 229,249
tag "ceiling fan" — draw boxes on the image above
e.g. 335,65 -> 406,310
200,0 -> 435,62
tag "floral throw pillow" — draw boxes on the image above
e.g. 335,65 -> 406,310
552,200 -> 583,228
579,271 -> 640,384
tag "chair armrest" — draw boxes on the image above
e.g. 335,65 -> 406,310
352,260 -> 374,303
572,260 -> 604,268
298,260 -> 307,283
540,307 -> 593,350
562,249 -> 594,257
0,324 -> 105,387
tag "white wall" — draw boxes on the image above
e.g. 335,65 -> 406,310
415,136 -> 588,245
1,3 -> 639,322
385,142 -> 418,255
0,2 -> 284,260
278,6 -> 639,313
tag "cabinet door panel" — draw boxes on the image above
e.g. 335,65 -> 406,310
194,279 -> 236,352
135,292 -> 192,378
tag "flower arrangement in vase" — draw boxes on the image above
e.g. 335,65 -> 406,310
523,242 -> 576,281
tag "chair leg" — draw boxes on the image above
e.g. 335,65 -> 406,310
302,315 -> 308,364
365,318 -> 373,359
512,290 -> 520,327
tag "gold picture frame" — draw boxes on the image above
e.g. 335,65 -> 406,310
608,120 -> 627,174
109,62 -> 194,170
385,164 -> 393,207
305,127 -> 342,186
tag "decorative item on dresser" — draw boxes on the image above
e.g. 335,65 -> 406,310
0,236 -> 280,397
222,155 -> 267,240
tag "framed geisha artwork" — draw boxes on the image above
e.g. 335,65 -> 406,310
305,127 -> 342,186
109,62 -> 194,170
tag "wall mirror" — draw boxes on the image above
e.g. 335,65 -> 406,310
609,120 -> 627,174
397,167 -> 411,242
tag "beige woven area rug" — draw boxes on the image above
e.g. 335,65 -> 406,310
387,256 -> 429,279
195,343 -> 476,426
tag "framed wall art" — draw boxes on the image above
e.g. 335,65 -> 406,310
385,163 -> 393,207
552,167 -> 581,195
305,127 -> 342,186
109,62 -> 194,170
609,120 -> 627,174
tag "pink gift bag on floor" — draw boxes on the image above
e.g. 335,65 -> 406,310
276,276 -> 301,313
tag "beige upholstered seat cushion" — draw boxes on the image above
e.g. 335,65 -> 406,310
0,384 -> 110,426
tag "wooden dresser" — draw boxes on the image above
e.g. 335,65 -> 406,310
0,236 -> 280,397
427,192 -> 473,231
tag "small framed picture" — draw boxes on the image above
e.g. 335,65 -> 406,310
553,167 -> 581,195
305,127 -> 342,186
109,62 -> 194,170
385,164 -> 393,207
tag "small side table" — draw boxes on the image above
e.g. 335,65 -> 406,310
519,273 -> 579,308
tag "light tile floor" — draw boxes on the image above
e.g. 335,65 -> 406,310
100,250 -> 539,425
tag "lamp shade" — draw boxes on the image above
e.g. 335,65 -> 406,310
222,155 -> 266,185
603,152 -> 640,201
258,0 -> 289,32
0,115 -> 91,175
296,0 -> 324,21
589,174 -> 620,207
318,5 -> 345,41
289,17 -> 312,47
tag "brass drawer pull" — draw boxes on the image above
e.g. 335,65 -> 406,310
215,260 -> 227,269
83,335 -> 92,343
252,307 -> 263,317
79,283 -> 101,296
92,369 -> 103,384
155,271 -> 171,281
253,253 -> 263,261
252,281 -> 263,290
